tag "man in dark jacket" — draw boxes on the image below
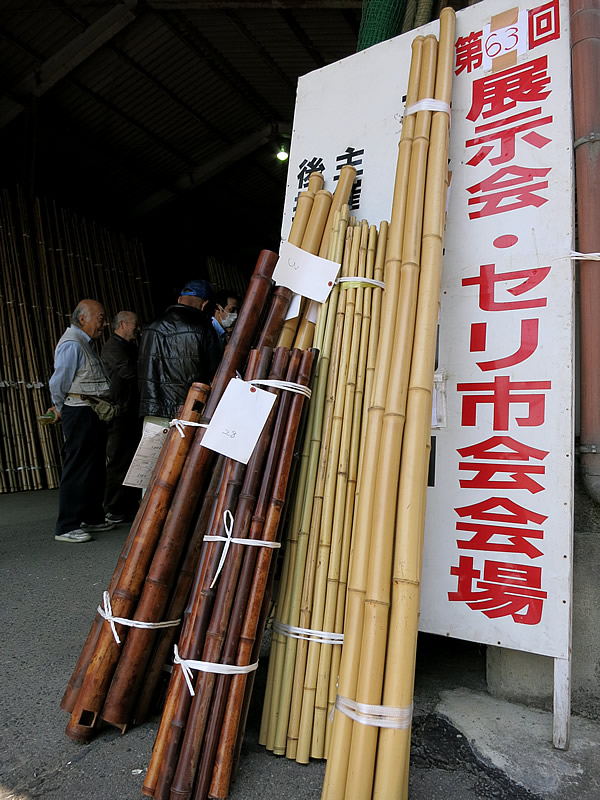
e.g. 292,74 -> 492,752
138,279 -> 221,423
102,310 -> 142,523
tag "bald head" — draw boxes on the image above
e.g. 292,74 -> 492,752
72,299 -> 107,339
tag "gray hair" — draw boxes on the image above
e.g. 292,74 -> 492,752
112,311 -> 137,331
71,303 -> 88,328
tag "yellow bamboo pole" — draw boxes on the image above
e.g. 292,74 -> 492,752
277,189 -> 317,347
322,223 -> 380,758
294,165 -> 357,350
294,220 -> 364,763
345,35 -> 438,800
284,223 -> 355,759
264,208 -> 349,753
373,11 -> 455,799
321,35 -> 426,800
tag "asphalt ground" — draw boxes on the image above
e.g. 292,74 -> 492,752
1,489 -> 598,799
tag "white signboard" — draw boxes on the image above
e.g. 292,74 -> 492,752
282,0 -> 573,659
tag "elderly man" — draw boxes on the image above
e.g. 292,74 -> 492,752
138,279 -> 221,426
48,299 -> 115,543
102,310 -> 142,524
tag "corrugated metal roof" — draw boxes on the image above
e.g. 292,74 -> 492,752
0,0 -> 364,271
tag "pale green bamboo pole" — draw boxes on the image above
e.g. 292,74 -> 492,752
295,220 -> 365,762
265,209 -> 349,753
260,209 -> 343,749
284,223 -> 355,759
345,35 -> 438,800
321,35 -> 427,800
308,220 -> 371,760
323,223 -> 380,758
373,11 -> 455,799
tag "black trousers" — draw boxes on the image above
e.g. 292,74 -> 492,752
104,412 -> 142,516
55,405 -> 107,536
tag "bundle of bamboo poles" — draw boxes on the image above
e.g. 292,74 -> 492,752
0,185 -> 153,493
206,254 -> 248,297
321,10 -> 455,799
144,344 -> 316,800
61,250 -> 288,742
259,210 -> 390,763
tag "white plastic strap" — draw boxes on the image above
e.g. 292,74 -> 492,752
336,277 -> 386,290
404,98 -> 451,116
247,379 -> 312,399
570,251 -> 600,261
272,619 -> 344,645
169,418 -> 209,438
204,510 -> 281,589
173,644 -> 259,696
334,694 -> 413,729
98,591 -> 181,645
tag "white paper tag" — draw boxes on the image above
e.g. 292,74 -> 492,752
123,422 -> 169,488
273,241 -> 340,302
306,299 -> 319,324
201,379 -> 277,464
284,292 -> 302,320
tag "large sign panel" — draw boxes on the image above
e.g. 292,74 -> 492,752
281,0 -> 574,659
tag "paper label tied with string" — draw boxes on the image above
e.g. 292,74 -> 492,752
201,379 -> 277,464
273,240 -> 340,303
123,422 -> 169,488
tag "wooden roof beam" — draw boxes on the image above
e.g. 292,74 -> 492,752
0,0 -> 138,128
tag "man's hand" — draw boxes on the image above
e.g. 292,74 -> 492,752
46,406 -> 61,422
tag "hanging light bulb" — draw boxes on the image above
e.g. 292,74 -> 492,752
276,144 -> 289,162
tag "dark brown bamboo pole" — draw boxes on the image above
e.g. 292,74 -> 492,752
255,287 -> 294,350
170,348 -> 301,800
132,456 -> 227,725
65,382 -> 210,742
203,350 -> 315,800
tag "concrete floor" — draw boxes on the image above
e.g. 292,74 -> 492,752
1,489 -> 599,799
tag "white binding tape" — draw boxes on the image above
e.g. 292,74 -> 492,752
272,619 -> 344,645
98,591 -> 181,645
173,644 -> 259,696
334,694 -> 413,729
247,379 -> 312,399
169,418 -> 209,438
336,277 -> 386,290
204,510 -> 281,589
570,251 -> 600,261
404,98 -> 451,116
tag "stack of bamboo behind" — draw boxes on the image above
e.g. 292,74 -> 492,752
321,11 -> 455,799
61,251 -> 287,743
0,185 -> 153,493
206,254 -> 248,297
259,213 -> 389,764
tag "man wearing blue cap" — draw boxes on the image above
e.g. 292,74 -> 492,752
137,279 -> 221,425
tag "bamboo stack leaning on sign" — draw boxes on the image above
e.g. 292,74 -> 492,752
321,30 -> 427,799
260,208 -> 350,757
322,11 -> 455,799
373,10 -> 454,798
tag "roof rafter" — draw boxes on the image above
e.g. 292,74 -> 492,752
0,0 -> 139,128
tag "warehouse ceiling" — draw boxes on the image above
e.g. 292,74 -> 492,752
0,0 -> 363,284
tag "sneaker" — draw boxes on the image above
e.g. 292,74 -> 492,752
55,529 -> 93,543
105,512 -> 126,524
80,520 -> 115,532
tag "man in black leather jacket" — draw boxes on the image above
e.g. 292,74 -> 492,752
137,279 -> 221,423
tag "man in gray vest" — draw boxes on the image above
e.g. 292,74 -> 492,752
48,299 -> 115,543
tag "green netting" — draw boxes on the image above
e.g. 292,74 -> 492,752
357,0 -> 408,51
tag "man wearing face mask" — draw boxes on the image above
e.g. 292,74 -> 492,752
212,289 -> 241,352
138,279 -> 221,427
